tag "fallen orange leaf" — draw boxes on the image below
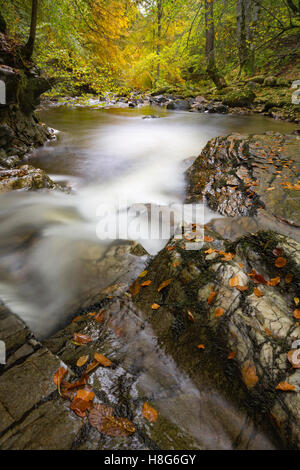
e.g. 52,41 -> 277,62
197,344 -> 205,350
76,389 -> 95,401
138,270 -> 148,278
129,280 -> 141,296
241,361 -> 258,389
228,352 -> 236,360
235,285 -> 248,291
73,333 -> 92,345
204,236 -> 214,243
207,291 -> 217,304
275,257 -> 287,268
268,277 -> 280,286
275,382 -> 295,391
215,307 -> 225,317
94,353 -> 112,367
187,310 -> 195,322
254,287 -> 263,298
53,367 -> 67,394
229,275 -> 239,287
151,303 -> 160,310
293,309 -> 300,319
158,279 -> 172,292
76,355 -> 89,367
141,280 -> 152,287
142,402 -> 158,423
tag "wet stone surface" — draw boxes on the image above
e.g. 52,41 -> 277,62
186,132 -> 300,230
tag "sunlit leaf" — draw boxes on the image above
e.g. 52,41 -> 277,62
76,355 -> 89,367
158,279 -> 172,292
142,402 -> 158,423
94,352 -> 112,367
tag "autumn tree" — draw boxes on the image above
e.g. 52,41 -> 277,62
0,9 -> 6,33
236,0 -> 260,75
204,0 -> 226,89
22,0 -> 38,59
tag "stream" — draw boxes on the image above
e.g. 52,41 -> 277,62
0,105 -> 297,337
0,104 -> 298,450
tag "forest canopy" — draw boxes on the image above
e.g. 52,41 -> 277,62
0,0 -> 299,96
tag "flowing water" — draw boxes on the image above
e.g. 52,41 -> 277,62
0,105 -> 297,449
0,105 -> 297,336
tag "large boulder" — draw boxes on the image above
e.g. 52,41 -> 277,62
222,87 -> 255,107
186,132 -> 300,229
0,165 -> 58,192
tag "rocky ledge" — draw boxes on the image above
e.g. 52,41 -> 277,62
0,32 -> 55,189
1,229 -> 300,449
186,132 -> 300,231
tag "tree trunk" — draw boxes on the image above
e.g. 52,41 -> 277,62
22,0 -> 38,60
156,0 -> 163,82
204,0 -> 226,89
236,0 -> 260,75
286,0 -> 300,15
0,10 -> 6,33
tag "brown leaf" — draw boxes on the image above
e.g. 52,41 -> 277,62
73,333 -> 92,345
138,270 -> 148,278
85,360 -> 101,375
187,310 -> 195,322
63,376 -> 87,391
235,285 -> 248,291
151,303 -> 160,310
227,351 -> 236,360
141,280 -> 152,287
70,397 -> 92,417
76,355 -> 89,367
285,274 -> 293,284
94,309 -> 106,323
94,352 -> 112,367
142,402 -> 158,423
241,361 -> 258,389
287,350 -> 300,369
293,309 -> 300,319
253,287 -> 263,298
229,275 -> 239,287
248,271 -> 268,285
207,291 -> 217,304
268,277 -> 280,286
75,389 -> 95,401
88,403 -> 135,437
275,257 -> 287,268
275,382 -> 295,391
221,252 -> 235,261
129,280 -> 141,296
215,307 -> 225,317
204,235 -> 214,243
53,367 -> 67,394
157,279 -> 172,292
272,248 -> 283,257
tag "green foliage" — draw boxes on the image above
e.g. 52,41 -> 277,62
1,0 -> 299,95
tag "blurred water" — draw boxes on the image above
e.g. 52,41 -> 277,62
0,105 -> 297,337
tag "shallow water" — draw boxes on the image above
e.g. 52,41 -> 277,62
0,105 -> 297,338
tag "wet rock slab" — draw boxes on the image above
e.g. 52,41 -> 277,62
186,132 -> 300,230
0,305 -> 83,448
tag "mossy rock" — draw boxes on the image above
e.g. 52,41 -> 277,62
222,87 -> 256,107
263,76 -> 277,87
